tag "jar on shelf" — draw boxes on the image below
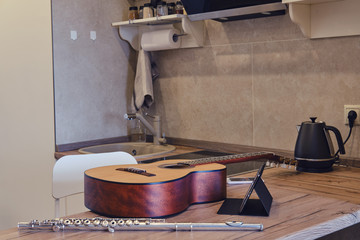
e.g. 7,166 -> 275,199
167,2 -> 176,15
139,5 -> 144,19
157,1 -> 168,16
143,3 -> 154,19
175,1 -> 184,14
128,6 -> 139,20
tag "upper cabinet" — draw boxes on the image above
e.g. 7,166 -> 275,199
283,0 -> 360,38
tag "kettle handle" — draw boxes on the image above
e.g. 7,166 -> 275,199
325,126 -> 345,155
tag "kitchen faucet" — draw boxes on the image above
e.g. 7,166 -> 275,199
124,112 -> 166,145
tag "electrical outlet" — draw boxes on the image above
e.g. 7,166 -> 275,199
344,105 -> 360,125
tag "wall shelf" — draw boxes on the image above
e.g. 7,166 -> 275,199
283,0 -> 360,38
112,14 -> 205,51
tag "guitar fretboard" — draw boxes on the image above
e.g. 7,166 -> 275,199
181,152 -> 275,166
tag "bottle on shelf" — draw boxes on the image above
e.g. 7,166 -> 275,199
143,3 -> 154,19
175,1 -> 184,14
139,5 -> 144,19
128,6 -> 139,20
167,2 -> 175,15
157,1 -> 168,16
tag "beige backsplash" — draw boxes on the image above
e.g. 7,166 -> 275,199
53,0 -> 136,145
149,14 -> 360,158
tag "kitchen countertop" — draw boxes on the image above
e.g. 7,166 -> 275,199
54,145 -> 203,160
54,139 -> 360,168
3,165 -> 360,239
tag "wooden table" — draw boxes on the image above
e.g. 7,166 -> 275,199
2,166 -> 360,240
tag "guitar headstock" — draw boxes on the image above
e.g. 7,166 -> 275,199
266,155 -> 297,170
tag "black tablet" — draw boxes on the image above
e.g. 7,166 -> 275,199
238,163 -> 266,213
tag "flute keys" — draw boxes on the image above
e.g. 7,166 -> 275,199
101,220 -> 109,227
109,220 -> 117,228
63,219 -> 72,226
52,225 -> 61,232
30,220 -> 38,225
27,217 -> 165,230
74,219 -> 82,226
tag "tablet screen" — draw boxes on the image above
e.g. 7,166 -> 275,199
239,163 -> 266,213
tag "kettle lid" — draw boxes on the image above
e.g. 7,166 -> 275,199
302,117 -> 325,126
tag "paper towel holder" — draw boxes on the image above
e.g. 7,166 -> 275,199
112,15 -> 205,51
173,33 -> 187,42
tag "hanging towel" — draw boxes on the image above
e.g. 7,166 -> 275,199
133,49 -> 159,111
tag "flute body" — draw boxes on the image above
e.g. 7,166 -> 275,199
18,218 -> 263,232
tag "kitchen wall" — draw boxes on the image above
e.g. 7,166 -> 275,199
52,0 -> 136,146
149,11 -> 360,158
53,1 -> 360,159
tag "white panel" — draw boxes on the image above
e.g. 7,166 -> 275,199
0,0 -> 55,230
311,0 -> 360,38
287,0 -> 360,38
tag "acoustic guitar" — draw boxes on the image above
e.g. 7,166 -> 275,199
84,152 -> 275,218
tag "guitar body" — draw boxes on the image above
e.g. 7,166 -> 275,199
84,160 -> 227,218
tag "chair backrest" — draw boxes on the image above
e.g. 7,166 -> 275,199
52,151 -> 137,217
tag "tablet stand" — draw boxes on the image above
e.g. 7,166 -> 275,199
217,163 -> 272,216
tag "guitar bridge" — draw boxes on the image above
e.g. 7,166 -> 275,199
116,167 -> 156,177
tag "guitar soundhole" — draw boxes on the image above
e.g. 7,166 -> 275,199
159,163 -> 194,169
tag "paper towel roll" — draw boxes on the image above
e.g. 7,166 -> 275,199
141,29 -> 181,51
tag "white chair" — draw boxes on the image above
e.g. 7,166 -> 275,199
52,151 -> 137,218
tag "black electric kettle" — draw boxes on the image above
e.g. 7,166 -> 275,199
294,117 -> 345,173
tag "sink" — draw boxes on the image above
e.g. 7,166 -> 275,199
78,142 -> 176,159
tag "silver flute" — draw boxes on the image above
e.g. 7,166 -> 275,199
18,218 -> 263,232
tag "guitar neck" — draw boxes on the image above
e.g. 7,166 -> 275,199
182,152 -> 275,166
